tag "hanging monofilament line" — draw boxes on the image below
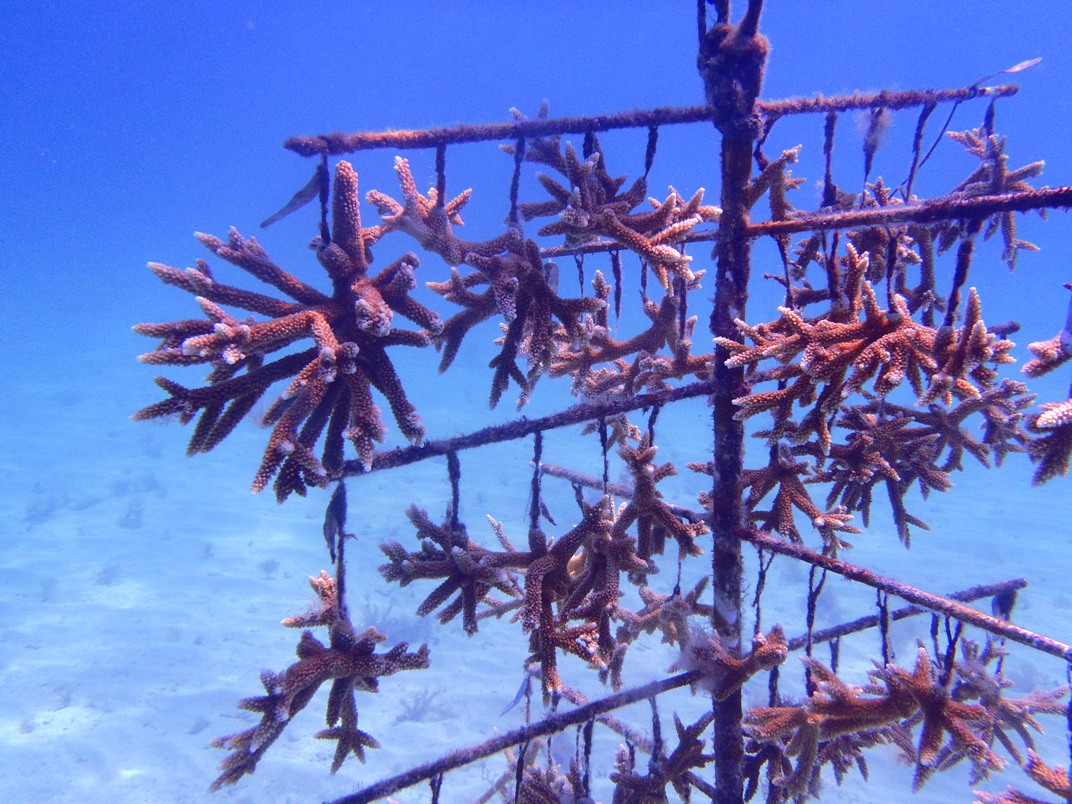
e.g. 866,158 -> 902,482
776,226 -> 792,306
322,480 -> 347,564
528,431 -> 545,553
599,416 -> 610,493
767,663 -> 781,707
258,154 -> 331,230
675,275 -> 688,340
582,130 -> 596,160
447,450 -> 461,532
323,481 -> 349,616
984,97 -> 997,137
938,618 -> 964,687
861,106 -> 891,197
930,613 -> 943,661
902,101 -> 936,201
884,229 -> 899,308
804,566 -> 827,695
824,231 -> 841,310
943,220 -> 981,329
318,153 -> 330,242
514,739 -> 529,801
644,125 -> 659,177
610,249 -> 623,320
647,696 -> 663,768
546,693 -> 561,767
931,614 -> 944,666
878,591 -> 892,666
646,404 -> 661,444
915,95 -> 969,177
752,547 -> 775,636
822,110 -> 838,207
509,136 -> 525,225
435,144 -> 447,207
580,718 -> 595,797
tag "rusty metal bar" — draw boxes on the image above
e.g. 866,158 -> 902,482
536,186 -> 1072,262
329,672 -> 698,804
740,527 -> 1072,663
785,578 -> 1029,652
283,85 -> 1017,157
341,381 -> 712,478
539,464 -> 1047,657
745,186 -> 1072,238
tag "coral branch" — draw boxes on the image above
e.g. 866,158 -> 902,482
209,573 -> 428,789
134,162 -> 445,500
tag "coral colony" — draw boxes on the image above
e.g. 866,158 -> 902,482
132,2 -> 1072,802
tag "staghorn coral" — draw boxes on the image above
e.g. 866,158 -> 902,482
720,258 -> 1012,445
610,711 -> 716,802
134,161 -> 443,500
378,506 -> 525,635
945,125 -> 1045,269
367,155 -> 521,267
520,496 -> 619,698
744,646 -> 992,797
1025,399 -> 1072,484
425,236 -> 605,408
511,128 -> 718,289
709,231 -> 1032,552
721,440 -> 861,553
670,624 -> 788,700
131,6 -> 1072,801
975,750 -> 1072,803
209,572 -> 429,789
612,435 -> 709,565
743,641 -> 1069,800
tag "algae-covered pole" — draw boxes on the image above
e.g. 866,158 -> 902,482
698,0 -> 770,800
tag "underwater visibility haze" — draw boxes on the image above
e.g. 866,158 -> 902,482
3,3 -> 1072,802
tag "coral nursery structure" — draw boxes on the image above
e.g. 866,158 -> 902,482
133,2 -> 1072,802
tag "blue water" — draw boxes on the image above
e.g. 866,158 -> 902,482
2,3 -> 1071,802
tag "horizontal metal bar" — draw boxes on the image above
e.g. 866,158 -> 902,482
284,85 -> 1016,157
342,381 -> 712,477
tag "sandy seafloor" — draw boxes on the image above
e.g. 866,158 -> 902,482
3,3 -> 1072,803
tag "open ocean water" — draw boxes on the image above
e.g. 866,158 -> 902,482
2,3 -> 1071,802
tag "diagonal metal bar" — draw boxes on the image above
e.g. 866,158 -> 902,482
328,673 -> 697,804
540,462 -> 1069,661
784,578 -> 1028,652
740,527 -> 1072,663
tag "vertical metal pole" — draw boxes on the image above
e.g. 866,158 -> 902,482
708,130 -> 752,804
698,2 -> 769,801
